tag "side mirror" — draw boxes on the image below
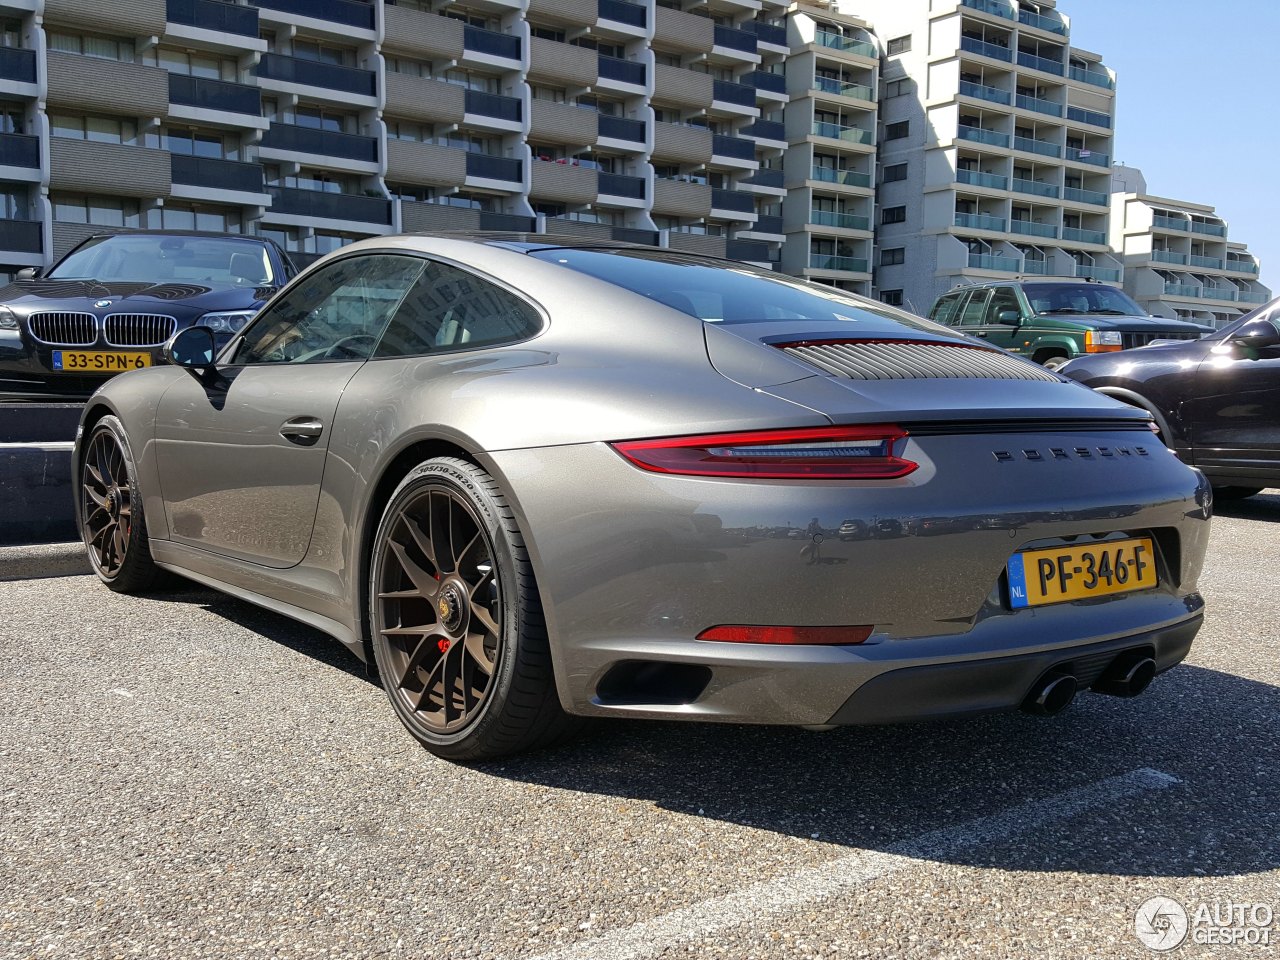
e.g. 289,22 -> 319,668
15,267 -> 38,281
1230,319 -> 1280,350
164,326 -> 217,368
996,310 -> 1021,325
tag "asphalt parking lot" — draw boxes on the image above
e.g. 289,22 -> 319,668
1,494 -> 1278,959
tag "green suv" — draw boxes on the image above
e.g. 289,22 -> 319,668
927,279 -> 1212,370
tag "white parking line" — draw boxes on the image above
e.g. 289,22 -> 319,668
529,767 -> 1179,960
0,441 -> 74,451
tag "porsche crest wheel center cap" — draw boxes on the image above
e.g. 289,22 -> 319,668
437,584 -> 465,632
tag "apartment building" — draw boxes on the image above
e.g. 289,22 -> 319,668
863,0 -> 1119,313
1110,164 -> 1270,328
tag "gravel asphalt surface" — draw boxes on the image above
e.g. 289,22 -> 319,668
1,492 -> 1278,959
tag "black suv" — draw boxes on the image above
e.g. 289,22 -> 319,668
927,279 -> 1211,370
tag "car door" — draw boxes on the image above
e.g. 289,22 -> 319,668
972,285 -> 1024,353
955,288 -> 989,341
153,253 -> 427,567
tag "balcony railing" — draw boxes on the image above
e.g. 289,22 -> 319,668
713,79 -> 757,107
1016,93 -> 1062,117
713,25 -> 757,54
1189,254 -> 1224,269
268,186 -> 391,224
968,253 -> 1020,271
809,253 -> 868,273
465,151 -> 522,182
811,121 -> 873,144
598,54 -> 645,86
1011,177 -> 1059,198
1022,259 -> 1049,274
0,218 -> 41,253
727,238 -> 770,262
712,134 -> 756,159
597,0 -> 646,28
171,155 -> 264,193
1191,220 -> 1227,237
169,73 -> 261,115
743,168 -> 784,188
959,80 -> 1010,105
1153,215 -> 1188,231
465,89 -> 522,122
753,214 -> 784,234
0,133 -> 39,169
960,36 -> 1012,62
1070,65 -> 1114,89
464,25 -> 521,60
955,212 -> 1007,232
747,69 -> 787,94
1017,50 -> 1065,76
597,172 -> 646,199
1064,185 -> 1107,205
1164,283 -> 1202,297
743,119 -> 786,141
1014,135 -> 1061,157
1018,9 -> 1067,35
744,20 -> 787,47
480,211 -> 535,232
1151,250 -> 1187,264
958,125 -> 1011,148
814,33 -> 877,58
1065,146 -> 1109,167
1203,287 -> 1237,301
1067,106 -> 1111,128
260,123 -> 377,162
0,46 -> 37,84
958,168 -> 1008,189
1063,226 -> 1106,244
597,115 -> 645,142
814,76 -> 875,101
250,0 -> 373,29
1076,264 -> 1121,282
713,189 -> 756,214
812,209 -> 870,230
811,166 -> 871,187
612,226 -> 658,245
1011,219 -> 1057,238
255,53 -> 376,96
961,0 -> 1015,19
168,0 -> 259,36
1240,291 -> 1269,304
1226,261 -> 1259,274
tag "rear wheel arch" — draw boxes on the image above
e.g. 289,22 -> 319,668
1094,387 -> 1177,445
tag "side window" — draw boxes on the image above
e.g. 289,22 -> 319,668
929,294 -> 961,326
959,289 -> 991,326
986,287 -> 1021,323
236,255 -> 426,364
375,260 -> 542,358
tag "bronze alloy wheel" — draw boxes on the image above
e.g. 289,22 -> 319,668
81,424 -> 135,578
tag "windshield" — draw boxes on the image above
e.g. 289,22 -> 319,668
50,234 -> 276,286
1021,282 -> 1146,317
530,248 -> 958,336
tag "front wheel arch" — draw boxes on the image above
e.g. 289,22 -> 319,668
1094,387 -> 1178,446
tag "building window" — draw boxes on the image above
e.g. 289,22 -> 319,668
880,247 -> 905,266
882,206 -> 906,225
0,185 -> 29,220
886,35 -> 911,55
157,47 -> 236,81
48,32 -> 135,63
50,114 -> 138,145
291,39 -> 352,67
384,56 -> 431,77
386,119 -> 433,143
295,105 -> 354,134
884,78 -> 914,99
51,193 -> 141,227
882,163 -> 908,183
158,202 -> 242,234
530,26 -> 566,42
879,289 -> 904,306
884,120 -> 909,141
164,127 -> 236,160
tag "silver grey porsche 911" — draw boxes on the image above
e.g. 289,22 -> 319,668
72,234 -> 1212,760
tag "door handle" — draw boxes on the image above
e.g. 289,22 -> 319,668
280,417 -> 324,443
975,331 -> 989,337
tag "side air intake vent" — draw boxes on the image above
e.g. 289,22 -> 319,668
777,339 -> 1063,383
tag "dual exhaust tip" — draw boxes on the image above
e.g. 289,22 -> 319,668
1021,651 -> 1156,717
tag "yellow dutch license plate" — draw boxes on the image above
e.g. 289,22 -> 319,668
1007,537 -> 1158,609
52,351 -> 151,373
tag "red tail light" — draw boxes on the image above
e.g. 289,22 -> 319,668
697,624 -> 874,645
611,425 -> 917,479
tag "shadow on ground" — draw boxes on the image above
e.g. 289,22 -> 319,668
1213,487 -> 1280,522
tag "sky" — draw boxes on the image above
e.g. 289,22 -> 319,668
1062,0 -> 1279,286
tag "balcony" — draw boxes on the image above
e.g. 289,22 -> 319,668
814,33 -> 877,58
743,168 -> 784,188
957,125 -> 1011,148
753,214 -> 784,234
713,25 -> 757,54
814,77 -> 875,101
1065,146 -> 1109,167
1240,291 -> 1270,304
1076,264 -> 1121,282
268,186 -> 391,224
1067,106 -> 1111,128
955,212 -> 1007,232
959,80 -> 1011,105
598,54 -> 645,86
713,79 -> 757,107
1022,259 -> 1049,274
809,253 -> 868,272
249,0 -> 374,30
254,53 -> 376,97
1016,93 -> 1062,117
613,226 -> 658,245
1013,135 -> 1061,157
597,115 -> 645,143
1017,51 -> 1065,76
811,121 -> 874,145
466,152 -> 522,182
961,0 -> 1015,19
0,46 -> 36,85
1011,176 -> 1060,198
742,119 -> 786,141
713,188 -> 756,214
1226,261 -> 1259,275
1018,9 -> 1067,35
169,74 -> 261,116
168,0 -> 260,36
1070,65 -> 1114,89
1191,221 -> 1227,237
727,239 -> 770,262
960,36 -> 1013,62
957,168 -> 1008,189
465,89 -> 522,122
171,154 -> 264,193
1010,219 -> 1057,238
1064,186 -> 1107,205
597,0 -> 646,28
747,70 -> 787,94
598,172 -> 645,199
1151,250 -> 1187,264
812,209 -> 870,230
1190,254 -> 1224,270
260,123 -> 377,162
1164,283 -> 1201,297
0,133 -> 39,170
0,219 -> 41,254
811,167 -> 872,187
744,20 -> 787,47
712,133 -> 756,160
1063,226 -> 1106,244
969,253 -> 1020,271
1153,215 -> 1188,231
464,24 -> 520,60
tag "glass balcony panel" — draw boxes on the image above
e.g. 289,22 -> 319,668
1017,51 -> 1065,76
1067,106 -> 1111,128
745,21 -> 787,46
260,123 -> 378,162
958,125 -> 1011,148
1062,226 -> 1106,244
959,80 -> 1011,105
1065,146 -> 1109,166
747,69 -> 787,94
811,209 -> 870,230
713,188 -> 756,213
1076,265 -> 1121,282
1191,221 -> 1227,237
960,0 -> 1016,21
0,132 -> 39,169
1016,93 -> 1062,117
811,166 -> 872,187
1010,219 -> 1057,238
1189,254 -> 1224,269
1064,186 -> 1107,205
598,54 -> 645,85
464,89 -> 522,122
713,79 -> 757,107
712,134 -> 756,159
1070,65 -> 1114,89
250,0 -> 373,29
1018,9 -> 1067,35
597,172 -> 646,198
1011,176 -> 1060,198
171,154 -> 264,193
1153,215 -> 1189,231
1014,135 -> 1062,157
267,186 -> 391,224
597,115 -> 646,142
809,253 -> 868,272
465,152 -> 522,181
957,168 -> 1009,189
1021,259 -> 1049,274
169,74 -> 261,115
463,25 -> 521,60
955,212 -> 1007,231
815,76 -> 875,101
254,53 -> 375,96
597,0 -> 646,28
713,25 -> 757,54
814,33 -> 876,57
1239,291 -> 1269,303
959,36 -> 1013,62
968,253 -> 1020,271
1226,261 -> 1259,274
811,122 -> 874,145
0,46 -> 37,83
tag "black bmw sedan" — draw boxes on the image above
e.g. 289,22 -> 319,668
0,231 -> 295,399
1062,300 -> 1280,499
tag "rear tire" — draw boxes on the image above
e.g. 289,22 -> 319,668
1040,355 -> 1070,371
1212,485 -> 1264,501
369,457 -> 577,761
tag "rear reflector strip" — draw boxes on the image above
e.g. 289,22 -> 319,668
697,624 -> 874,645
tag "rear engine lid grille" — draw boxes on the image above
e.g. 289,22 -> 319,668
1121,331 -> 1199,349
28,312 -> 97,346
104,313 -> 177,347
777,339 -> 1062,383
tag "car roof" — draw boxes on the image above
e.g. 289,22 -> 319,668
83,230 -> 276,243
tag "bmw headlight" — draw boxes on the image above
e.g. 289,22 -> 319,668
0,306 -> 17,331
199,310 -> 257,335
